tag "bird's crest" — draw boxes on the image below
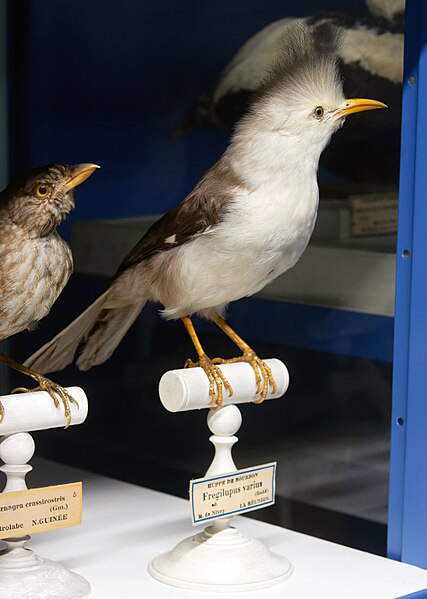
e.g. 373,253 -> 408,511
258,21 -> 344,102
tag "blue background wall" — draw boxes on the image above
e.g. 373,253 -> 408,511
8,0 -> 366,239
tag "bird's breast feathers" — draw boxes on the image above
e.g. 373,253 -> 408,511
148,179 -> 319,318
0,233 -> 72,338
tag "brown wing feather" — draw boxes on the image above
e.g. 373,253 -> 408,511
114,159 -> 243,278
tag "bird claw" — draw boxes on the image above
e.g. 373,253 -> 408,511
184,358 -> 199,369
249,353 -> 277,403
184,353 -> 233,408
212,350 -> 276,404
11,376 -> 78,428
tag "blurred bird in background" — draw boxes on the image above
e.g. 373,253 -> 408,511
0,163 -> 99,425
176,0 -> 403,185
26,22 -> 386,407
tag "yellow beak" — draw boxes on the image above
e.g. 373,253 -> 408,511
336,98 -> 388,119
63,163 -> 100,191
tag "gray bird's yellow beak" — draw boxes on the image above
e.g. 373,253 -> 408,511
63,163 -> 100,191
336,98 -> 388,119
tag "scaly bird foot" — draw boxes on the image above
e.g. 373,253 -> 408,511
211,350 -> 276,404
184,353 -> 233,407
12,375 -> 79,428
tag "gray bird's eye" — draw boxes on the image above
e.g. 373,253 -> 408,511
314,106 -> 324,119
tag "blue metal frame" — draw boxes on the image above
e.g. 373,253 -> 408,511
397,591 -> 427,599
388,0 -> 427,569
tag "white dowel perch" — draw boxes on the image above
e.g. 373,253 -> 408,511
149,358 -> 293,591
159,358 -> 289,412
0,387 -> 90,599
0,387 -> 88,435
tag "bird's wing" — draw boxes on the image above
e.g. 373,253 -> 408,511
114,159 -> 243,277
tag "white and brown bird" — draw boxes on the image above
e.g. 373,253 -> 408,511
0,163 -> 99,424
26,23 -> 386,406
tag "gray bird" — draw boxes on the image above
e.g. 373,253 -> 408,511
0,162 -> 99,425
26,23 -> 386,407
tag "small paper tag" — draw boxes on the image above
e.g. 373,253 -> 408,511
0,482 -> 82,539
190,462 -> 276,526
350,193 -> 398,236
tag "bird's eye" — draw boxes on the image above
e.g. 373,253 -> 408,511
34,184 -> 50,199
314,106 -> 324,119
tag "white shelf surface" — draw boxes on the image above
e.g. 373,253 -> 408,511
3,457 -> 425,599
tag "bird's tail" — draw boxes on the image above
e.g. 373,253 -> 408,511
25,291 -> 145,374
76,300 -> 145,371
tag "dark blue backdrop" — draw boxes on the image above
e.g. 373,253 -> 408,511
8,0 -> 366,238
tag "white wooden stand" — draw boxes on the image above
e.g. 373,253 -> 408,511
0,388 -> 90,599
149,359 -> 293,592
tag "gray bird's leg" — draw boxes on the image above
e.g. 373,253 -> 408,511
182,316 -> 233,407
211,315 -> 277,404
0,352 -> 78,427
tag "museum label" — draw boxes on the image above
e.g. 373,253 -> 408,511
190,462 -> 276,525
0,482 -> 82,538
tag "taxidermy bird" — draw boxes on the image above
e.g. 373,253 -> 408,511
177,0 -> 403,184
26,22 -> 386,407
365,0 -> 404,25
0,163 -> 99,425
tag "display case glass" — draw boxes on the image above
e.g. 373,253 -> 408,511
6,0 -> 405,558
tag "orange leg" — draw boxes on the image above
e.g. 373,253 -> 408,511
0,352 -> 78,427
211,316 -> 277,404
182,316 -> 233,407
